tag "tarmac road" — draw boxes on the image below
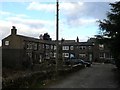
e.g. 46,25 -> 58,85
46,63 -> 119,88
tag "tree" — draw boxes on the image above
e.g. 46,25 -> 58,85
98,1 -> 120,68
43,33 -> 52,41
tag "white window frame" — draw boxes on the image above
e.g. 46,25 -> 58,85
99,44 -> 104,50
88,46 -> 91,50
70,46 -> 74,50
79,53 -> 86,57
54,53 -> 56,57
5,41 -> 9,46
63,53 -> 69,57
54,46 -> 56,50
62,46 -> 69,50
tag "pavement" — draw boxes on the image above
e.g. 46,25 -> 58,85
45,63 -> 119,88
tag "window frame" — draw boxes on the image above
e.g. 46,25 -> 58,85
5,41 -> 9,46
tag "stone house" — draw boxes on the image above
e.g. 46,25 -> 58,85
2,26 -> 113,69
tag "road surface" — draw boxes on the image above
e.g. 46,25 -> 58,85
46,63 -> 119,88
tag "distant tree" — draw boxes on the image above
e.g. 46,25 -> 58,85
98,1 -> 120,68
43,33 -> 52,41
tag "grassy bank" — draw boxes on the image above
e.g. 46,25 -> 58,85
2,64 -> 84,88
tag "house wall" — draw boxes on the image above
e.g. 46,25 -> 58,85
2,35 -> 24,69
2,49 -> 24,69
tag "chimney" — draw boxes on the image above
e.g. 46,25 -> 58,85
76,36 -> 79,42
11,26 -> 17,35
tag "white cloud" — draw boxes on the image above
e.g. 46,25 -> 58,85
0,10 -> 30,19
6,16 -> 53,29
60,2 -> 84,15
15,14 -> 29,18
1,0 -> 116,3
27,2 -> 107,27
60,2 -> 110,27
60,3 -> 77,11
0,11 -> 11,16
27,2 -> 84,14
27,2 -> 55,12
78,18 -> 97,24
0,12 -> 56,46
65,17 -> 98,27
0,2 -> 111,46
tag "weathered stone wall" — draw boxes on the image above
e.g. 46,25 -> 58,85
2,49 -> 24,69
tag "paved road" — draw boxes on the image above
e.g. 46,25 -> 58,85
46,63 -> 119,88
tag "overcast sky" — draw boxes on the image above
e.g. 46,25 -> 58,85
0,1 -> 116,46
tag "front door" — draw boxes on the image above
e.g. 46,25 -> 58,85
89,54 -> 92,61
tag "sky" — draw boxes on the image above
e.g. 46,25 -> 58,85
0,0 -> 117,46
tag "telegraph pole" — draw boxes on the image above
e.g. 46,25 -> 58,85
56,0 -> 59,74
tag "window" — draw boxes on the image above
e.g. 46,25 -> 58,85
88,46 -> 91,50
34,43 -> 37,50
63,46 -> 69,50
43,44 -> 45,48
27,52 -> 32,58
51,45 -> 53,49
54,46 -> 56,50
99,44 -> 104,50
50,52 -> 53,57
26,42 -> 33,49
79,46 -> 86,50
79,54 -> 86,57
54,53 -> 56,57
5,41 -> 9,46
63,53 -> 69,57
29,43 -> 32,49
83,46 -> 86,49
79,46 -> 82,49
46,44 -> 49,49
38,44 -> 42,50
99,52 -> 105,58
26,43 -> 30,49
70,46 -> 74,50
45,53 -> 50,59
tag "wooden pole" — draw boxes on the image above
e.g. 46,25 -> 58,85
56,0 -> 59,74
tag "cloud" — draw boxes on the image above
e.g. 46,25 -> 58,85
27,2 -> 55,12
0,2 -> 111,46
66,18 -> 98,27
0,11 -> 56,46
60,2 -> 85,16
0,11 -> 11,16
27,2 -> 110,27
15,14 -> 29,18
1,0 -> 117,3
60,2 -> 110,27
6,16 -> 52,29
27,2 -> 84,13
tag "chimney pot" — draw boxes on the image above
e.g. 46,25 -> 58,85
11,26 -> 17,35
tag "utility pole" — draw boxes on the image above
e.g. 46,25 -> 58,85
56,0 -> 59,74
